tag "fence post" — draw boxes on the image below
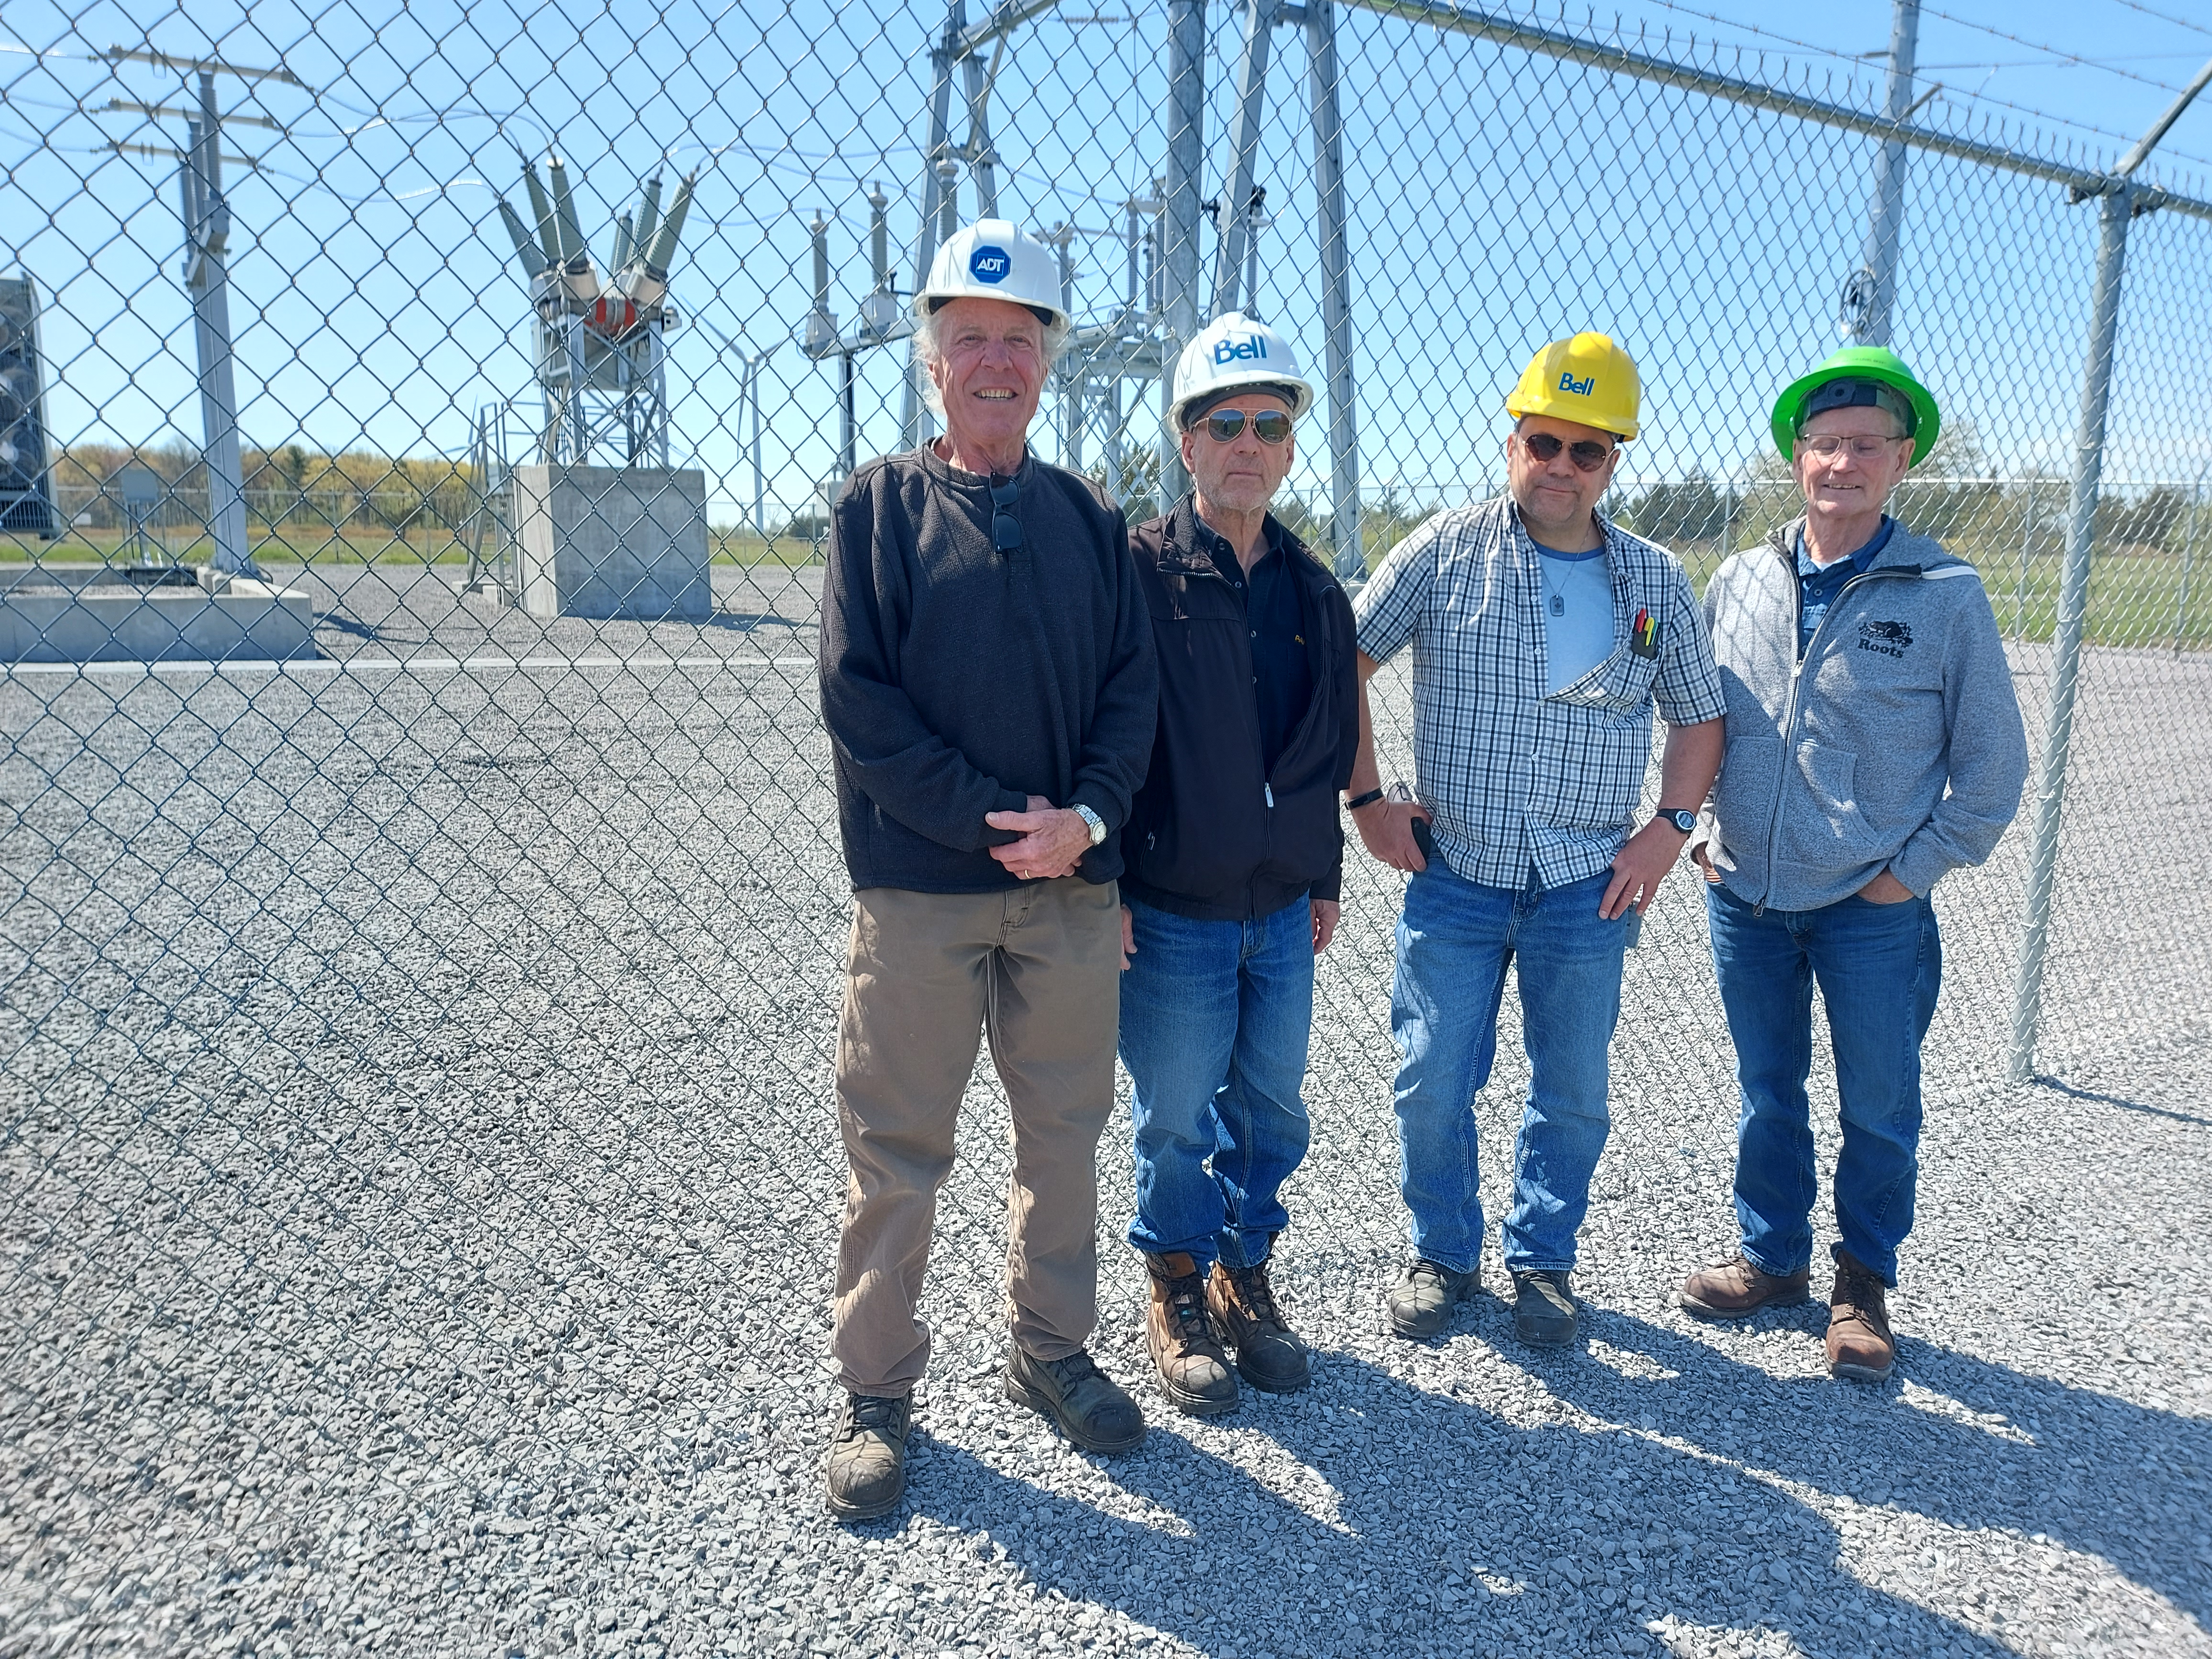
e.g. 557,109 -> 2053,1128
1306,0 -> 1363,579
2012,482 -> 2035,640
2007,185 -> 2132,1083
1159,0 -> 1206,506
1842,0 -> 1919,344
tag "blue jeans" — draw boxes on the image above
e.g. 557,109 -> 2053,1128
1390,862 -> 1633,1276
1119,896 -> 1316,1273
1705,883 -> 1942,1287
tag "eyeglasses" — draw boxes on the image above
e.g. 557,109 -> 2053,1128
1519,431 -> 1616,473
1203,408 -> 1293,445
1799,434 -> 1907,462
990,478 -> 1023,553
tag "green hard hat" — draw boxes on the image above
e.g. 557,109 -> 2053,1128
1770,345 -> 1941,467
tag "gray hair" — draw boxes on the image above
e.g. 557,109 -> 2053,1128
911,304 -> 1072,417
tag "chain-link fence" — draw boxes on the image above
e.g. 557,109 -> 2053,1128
5,1 -> 2212,1654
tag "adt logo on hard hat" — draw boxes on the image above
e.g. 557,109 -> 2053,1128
1558,370 -> 1596,397
1211,332 -> 1270,366
969,245 -> 1012,283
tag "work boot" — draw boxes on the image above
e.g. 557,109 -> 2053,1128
1384,1258 -> 1479,1339
1679,1253 -> 1814,1320
1510,1269 -> 1579,1348
1826,1251 -> 1896,1384
1143,1253 -> 1239,1416
823,1392 -> 911,1522
1004,1347 -> 1147,1453
1207,1258 -> 1311,1393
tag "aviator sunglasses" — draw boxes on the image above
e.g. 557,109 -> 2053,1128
1203,408 -> 1294,445
1519,431 -> 1617,473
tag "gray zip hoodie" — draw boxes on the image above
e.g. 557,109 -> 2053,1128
1701,517 -> 2029,912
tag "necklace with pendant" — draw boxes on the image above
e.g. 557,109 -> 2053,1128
1539,563 -> 1567,618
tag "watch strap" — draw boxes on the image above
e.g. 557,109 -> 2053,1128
1345,786 -> 1386,811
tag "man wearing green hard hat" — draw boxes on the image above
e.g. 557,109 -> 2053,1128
1678,345 -> 2028,1384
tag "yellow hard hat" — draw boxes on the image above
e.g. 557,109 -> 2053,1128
1504,332 -> 1640,440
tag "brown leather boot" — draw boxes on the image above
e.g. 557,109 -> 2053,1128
1144,1253 -> 1239,1416
1826,1251 -> 1896,1384
1207,1258 -> 1311,1393
1680,1253 -> 1813,1320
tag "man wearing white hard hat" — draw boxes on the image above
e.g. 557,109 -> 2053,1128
817,219 -> 1157,1519
1116,313 -> 1360,1416
1346,332 -> 1727,1349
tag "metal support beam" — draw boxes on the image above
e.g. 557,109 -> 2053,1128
1337,0 -> 2212,221
962,48 -> 1000,218
1212,0 -> 1275,318
1160,0 -> 1207,504
181,72 -> 255,577
2007,187 -> 2130,1083
1842,0 -> 1918,344
903,2 -> 963,449
1307,0 -> 1362,578
2007,55 -> 2212,1081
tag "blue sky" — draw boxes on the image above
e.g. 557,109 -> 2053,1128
3,0 -> 2210,524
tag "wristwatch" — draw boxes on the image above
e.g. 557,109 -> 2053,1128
1072,804 -> 1108,846
1654,807 -> 1699,835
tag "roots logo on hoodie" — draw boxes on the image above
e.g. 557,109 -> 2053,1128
1858,618 -> 1913,658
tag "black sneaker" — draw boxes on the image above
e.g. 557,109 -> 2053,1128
1384,1258 -> 1480,1339
824,1392 -> 911,1521
1004,1348 -> 1146,1453
1510,1269 -> 1579,1347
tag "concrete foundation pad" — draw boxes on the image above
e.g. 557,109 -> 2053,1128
0,566 -> 316,663
511,465 -> 709,621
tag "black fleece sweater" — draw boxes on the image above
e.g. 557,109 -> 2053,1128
818,444 -> 1158,894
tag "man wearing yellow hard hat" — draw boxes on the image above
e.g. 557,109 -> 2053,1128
1343,332 -> 1727,1348
1678,346 -> 2026,1384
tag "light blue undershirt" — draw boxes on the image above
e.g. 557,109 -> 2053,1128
1533,541 -> 1615,695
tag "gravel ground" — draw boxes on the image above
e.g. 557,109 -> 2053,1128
2,566 -> 2207,1658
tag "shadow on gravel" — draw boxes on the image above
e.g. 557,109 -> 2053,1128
706,610 -> 805,633
899,1348 -> 2007,1659
1534,1308 -> 2212,1632
2030,1073 -> 2212,1128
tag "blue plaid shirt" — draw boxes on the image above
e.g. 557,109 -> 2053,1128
1354,497 -> 1727,890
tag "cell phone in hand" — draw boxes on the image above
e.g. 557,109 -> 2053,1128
1410,816 -> 1435,863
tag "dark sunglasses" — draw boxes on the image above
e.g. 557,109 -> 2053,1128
1203,408 -> 1293,445
1520,431 -> 1616,473
989,478 -> 1023,553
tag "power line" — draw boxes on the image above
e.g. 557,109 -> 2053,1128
1912,6 -> 2194,97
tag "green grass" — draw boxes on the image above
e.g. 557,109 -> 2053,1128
1653,534 -> 2210,651
1,525 -> 827,571
10,521 -> 2204,648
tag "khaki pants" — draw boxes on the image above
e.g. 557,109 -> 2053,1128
830,878 -> 1122,1398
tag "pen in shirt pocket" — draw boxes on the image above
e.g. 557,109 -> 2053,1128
1630,607 -> 1660,658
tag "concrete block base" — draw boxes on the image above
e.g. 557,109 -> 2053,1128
0,566 -> 315,663
511,465 -> 710,622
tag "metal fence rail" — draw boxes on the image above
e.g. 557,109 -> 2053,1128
3,0 -> 2211,1654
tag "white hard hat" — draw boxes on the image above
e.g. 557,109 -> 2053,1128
1168,312 -> 1316,431
916,219 -> 1068,331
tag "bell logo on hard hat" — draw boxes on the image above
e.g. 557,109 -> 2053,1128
1506,332 -> 1640,439
1167,312 -> 1316,433
969,245 -> 1012,284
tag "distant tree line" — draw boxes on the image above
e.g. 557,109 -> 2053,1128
46,442 -> 480,537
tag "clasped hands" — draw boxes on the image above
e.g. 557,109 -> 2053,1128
985,795 -> 1093,881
